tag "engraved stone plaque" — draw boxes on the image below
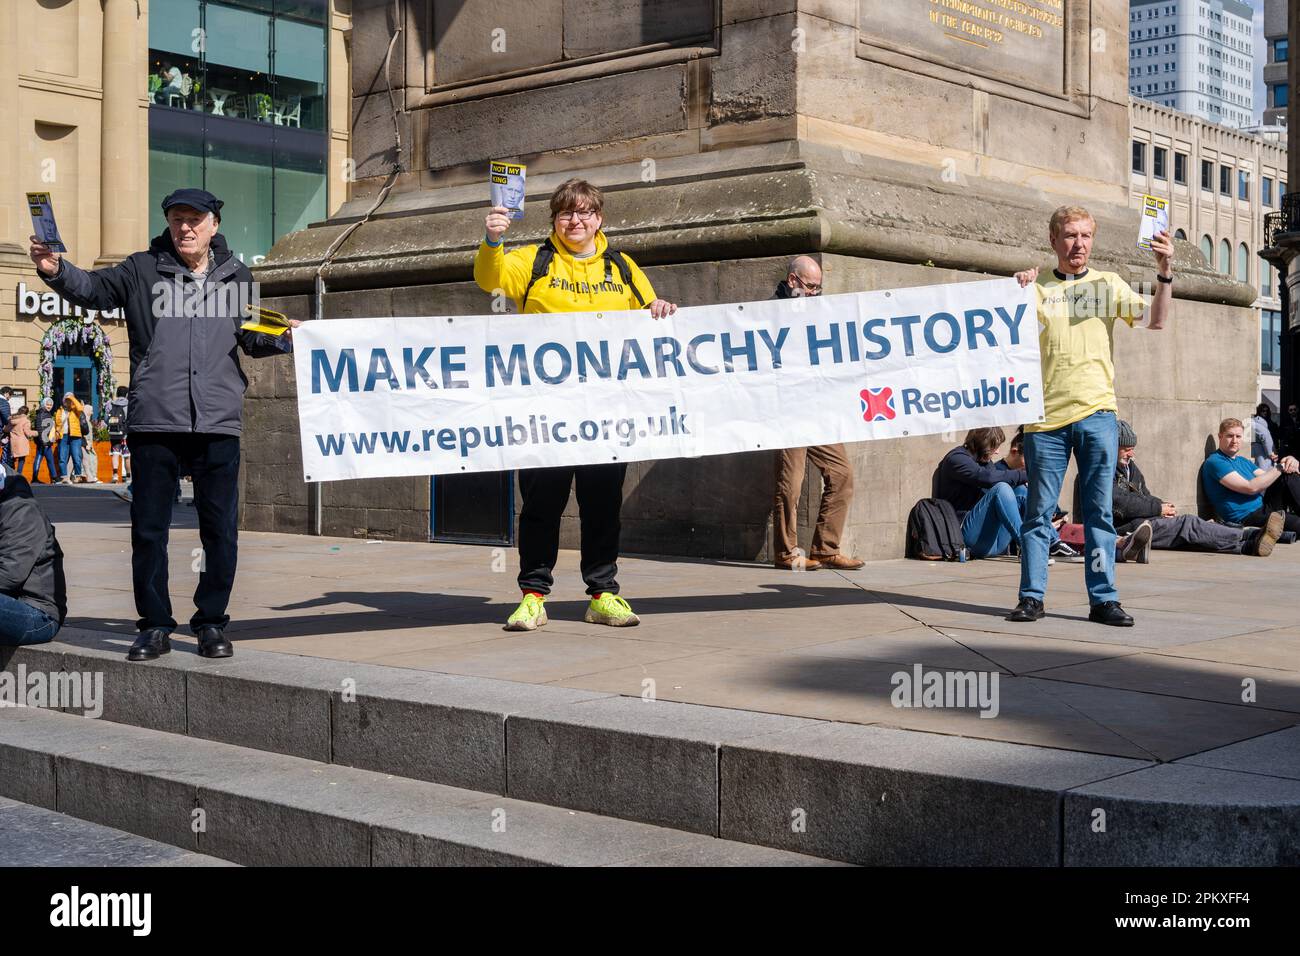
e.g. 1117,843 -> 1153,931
859,0 -> 1067,96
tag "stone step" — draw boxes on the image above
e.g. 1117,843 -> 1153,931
7,629 -> 1298,865
0,796 -> 236,867
0,706 -> 837,867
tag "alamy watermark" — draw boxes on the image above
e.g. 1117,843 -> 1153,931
890,664 -> 1000,718
0,666 -> 103,718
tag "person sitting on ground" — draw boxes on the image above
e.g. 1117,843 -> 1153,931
1201,417 -> 1300,536
1117,420 -> 1283,558
475,178 -> 678,632
771,256 -> 864,571
0,465 -> 66,646
996,428 -> 1077,558
932,427 -> 1028,559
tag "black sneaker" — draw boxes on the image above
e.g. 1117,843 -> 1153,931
1006,597 -> 1045,622
1049,540 -> 1081,559
1088,601 -> 1134,627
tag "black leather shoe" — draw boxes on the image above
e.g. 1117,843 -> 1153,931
196,625 -> 234,659
127,629 -> 172,662
1006,598 -> 1045,622
1088,601 -> 1134,627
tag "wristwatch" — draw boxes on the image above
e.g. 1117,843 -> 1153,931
1156,273 -> 1173,284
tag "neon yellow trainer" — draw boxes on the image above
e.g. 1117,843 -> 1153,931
505,593 -> 548,631
585,592 -> 640,627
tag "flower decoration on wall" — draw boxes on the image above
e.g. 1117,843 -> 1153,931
38,318 -> 116,415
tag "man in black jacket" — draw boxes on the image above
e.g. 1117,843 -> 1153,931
29,188 -> 298,662
1114,420 -> 1282,558
0,466 -> 66,646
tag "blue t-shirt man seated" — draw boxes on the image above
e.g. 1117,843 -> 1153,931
1201,417 -> 1300,535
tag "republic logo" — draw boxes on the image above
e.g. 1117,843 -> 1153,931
860,386 -> 897,422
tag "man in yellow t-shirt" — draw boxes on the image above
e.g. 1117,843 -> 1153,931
475,178 -> 678,633
1006,205 -> 1173,627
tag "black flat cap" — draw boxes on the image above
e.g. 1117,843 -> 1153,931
161,188 -> 223,217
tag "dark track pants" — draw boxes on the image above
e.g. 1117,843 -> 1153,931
129,432 -> 240,633
517,463 -> 626,596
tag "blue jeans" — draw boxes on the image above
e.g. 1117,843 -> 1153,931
1012,485 -> 1060,547
59,437 -> 83,478
961,483 -> 1022,558
1020,410 -> 1119,605
0,593 -> 59,646
32,444 -> 59,482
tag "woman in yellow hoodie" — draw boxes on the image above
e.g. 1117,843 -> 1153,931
475,178 -> 678,632
52,393 -> 87,484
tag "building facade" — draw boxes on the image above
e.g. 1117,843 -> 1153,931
1129,0 -> 1255,130
1130,96 -> 1286,407
1264,0 -> 1289,127
1,0 -> 349,438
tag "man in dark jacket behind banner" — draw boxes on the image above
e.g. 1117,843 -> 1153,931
1114,420 -> 1283,558
29,188 -> 299,662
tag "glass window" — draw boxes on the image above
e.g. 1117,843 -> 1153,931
1174,228 -> 1187,240
1219,238 -> 1231,274
146,0 -> 329,263
1236,243 -> 1249,282
1262,310 -> 1282,373
1153,146 -> 1167,179
1174,152 -> 1187,185
1219,164 -> 1231,195
1201,159 -> 1213,190
1200,234 -> 1214,264
274,16 -> 327,132
148,110 -> 205,233
204,120 -> 274,263
1132,141 -> 1145,174
1276,83 -> 1289,108
1276,37 -> 1289,63
204,2 -> 272,120
1263,176 -> 1273,206
148,0 -> 203,110
273,126 -> 327,243
1238,170 -> 1249,201
1263,263 -> 1273,297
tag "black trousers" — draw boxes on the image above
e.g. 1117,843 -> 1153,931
1243,471 -> 1300,535
517,463 -> 626,596
129,432 -> 240,633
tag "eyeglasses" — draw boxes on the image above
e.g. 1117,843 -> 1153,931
792,273 -> 822,294
555,209 -> 599,223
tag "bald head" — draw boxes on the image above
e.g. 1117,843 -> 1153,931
786,256 -> 822,297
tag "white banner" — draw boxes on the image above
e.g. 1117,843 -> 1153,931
293,277 -> 1043,481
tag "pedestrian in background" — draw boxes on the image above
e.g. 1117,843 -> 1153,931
53,393 -> 87,484
31,397 -> 59,484
6,406 -> 34,479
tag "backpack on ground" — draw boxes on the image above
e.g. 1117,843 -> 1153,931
521,238 -> 647,310
905,498 -> 968,561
